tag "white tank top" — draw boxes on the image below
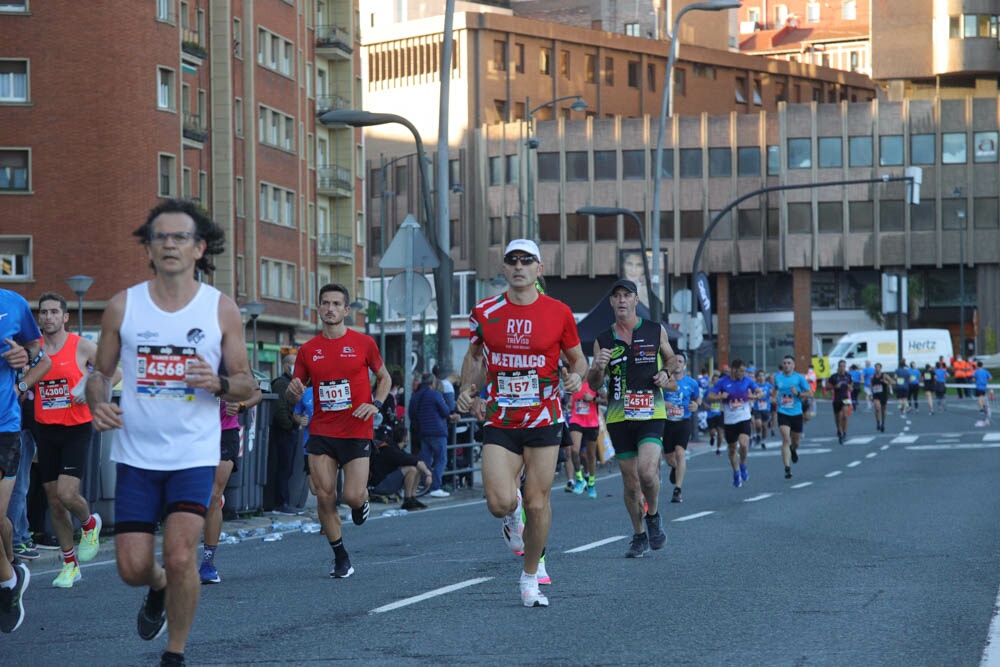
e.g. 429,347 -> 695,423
114,281 -> 223,470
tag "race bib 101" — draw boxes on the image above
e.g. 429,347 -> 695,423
136,345 -> 197,401
319,379 -> 352,412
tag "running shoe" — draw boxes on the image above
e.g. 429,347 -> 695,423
625,532 -> 649,558
760,440 -> 767,450
137,587 -> 167,640
739,463 -> 749,482
838,433 -> 846,445
428,489 -> 450,498
502,489 -> 525,554
645,513 -> 666,550
520,580 -> 549,608
671,487 -> 683,503
52,562 -> 81,589
199,561 -> 221,585
536,558 -> 551,585
161,651 -> 187,666
732,471 -> 742,488
12,543 -> 39,560
78,513 -> 102,562
330,555 -> 354,578
564,481 -> 575,493
785,467 -> 792,480
586,484 -> 597,500
0,561 -> 29,633
401,497 -> 428,511
572,479 -> 586,495
33,533 -> 59,550
790,445 -> 799,464
351,500 -> 370,526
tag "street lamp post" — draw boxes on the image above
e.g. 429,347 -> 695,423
525,95 -> 587,242
651,0 -> 741,323
245,301 -> 265,371
65,275 -> 94,336
319,109 -> 452,375
576,206 -> 662,320
958,209 -> 967,358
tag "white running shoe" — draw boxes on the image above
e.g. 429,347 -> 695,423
428,489 -> 450,498
520,579 -> 549,608
502,489 -> 525,554
536,559 -> 551,585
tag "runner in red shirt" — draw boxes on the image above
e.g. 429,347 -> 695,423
287,284 -> 391,579
457,239 -> 588,608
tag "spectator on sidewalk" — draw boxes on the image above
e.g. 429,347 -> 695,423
269,354 -> 299,515
409,372 -> 451,498
370,426 -> 432,511
8,389 -> 38,560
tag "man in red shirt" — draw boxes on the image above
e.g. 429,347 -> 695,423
457,239 -> 588,608
286,284 -> 391,579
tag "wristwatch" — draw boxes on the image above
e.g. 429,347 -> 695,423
372,399 -> 383,409
16,381 -> 27,394
214,376 -> 230,397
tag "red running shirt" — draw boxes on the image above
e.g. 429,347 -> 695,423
35,334 -> 91,426
293,329 -> 384,439
470,293 -> 580,429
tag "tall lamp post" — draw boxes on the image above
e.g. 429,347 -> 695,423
576,206 -> 662,320
525,95 -> 587,242
319,109 -> 452,375
650,0 -> 741,323
957,208 -> 967,358
245,301 -> 265,371
65,275 -> 93,335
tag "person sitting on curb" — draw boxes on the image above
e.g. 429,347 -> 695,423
370,423 -> 432,510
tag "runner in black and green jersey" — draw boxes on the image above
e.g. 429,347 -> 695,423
587,279 -> 677,558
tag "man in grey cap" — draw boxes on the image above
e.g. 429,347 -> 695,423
587,278 -> 678,558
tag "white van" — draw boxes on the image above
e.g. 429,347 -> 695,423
828,329 -> 954,371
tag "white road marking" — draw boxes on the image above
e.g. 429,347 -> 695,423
984,433 -> 1000,442
847,461 -> 862,468
865,452 -> 877,459
880,444 -> 890,451
743,494 -> 773,503
825,471 -> 843,478
564,536 -> 629,553
845,436 -> 875,445
907,443 -> 1000,451
891,435 -> 918,444
982,581 -> 1000,666
790,482 -> 813,489
673,511 -> 715,522
370,577 -> 493,614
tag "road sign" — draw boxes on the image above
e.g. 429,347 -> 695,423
672,289 -> 692,314
380,214 -> 440,270
387,272 -> 433,315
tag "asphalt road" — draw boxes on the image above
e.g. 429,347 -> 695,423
5,398 -> 1000,666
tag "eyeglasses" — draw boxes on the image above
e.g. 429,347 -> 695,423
149,231 -> 198,246
503,254 -> 538,266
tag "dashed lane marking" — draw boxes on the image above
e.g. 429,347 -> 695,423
865,452 -> 877,459
743,494 -> 774,503
672,511 -> 715,522
790,482 -> 813,489
845,436 -> 876,445
891,435 -> 918,444
847,461 -> 862,468
825,471 -> 843,478
370,577 -> 494,614
564,536 -> 629,553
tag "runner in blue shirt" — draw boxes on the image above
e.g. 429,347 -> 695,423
705,360 -> 761,488
662,353 -> 700,503
862,361 -> 875,410
933,363 -> 949,412
907,361 -> 921,412
751,370 -> 773,450
704,370 -> 724,455
893,361 -> 911,415
773,355 -> 813,479
973,361 -> 993,425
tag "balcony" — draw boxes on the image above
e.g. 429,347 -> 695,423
182,112 -> 209,144
181,28 -> 207,62
316,164 -> 352,197
316,24 -> 352,60
317,232 -> 354,264
316,93 -> 351,115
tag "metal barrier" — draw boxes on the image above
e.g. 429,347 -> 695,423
441,417 -> 482,490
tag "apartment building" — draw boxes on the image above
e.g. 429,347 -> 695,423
0,0 -> 361,376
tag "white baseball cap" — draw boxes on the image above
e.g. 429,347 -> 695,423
503,239 -> 541,261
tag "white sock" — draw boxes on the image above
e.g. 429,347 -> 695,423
520,571 -> 538,586
0,573 -> 15,589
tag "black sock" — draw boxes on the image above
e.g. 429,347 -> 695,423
330,539 -> 347,558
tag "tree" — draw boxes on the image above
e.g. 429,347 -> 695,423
860,274 -> 923,329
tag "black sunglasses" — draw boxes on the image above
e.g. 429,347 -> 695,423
503,254 -> 538,266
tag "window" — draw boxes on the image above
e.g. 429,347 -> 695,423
157,153 -> 176,196
911,200 -> 935,230
449,158 -> 461,189
156,0 -> 172,21
843,1 -> 856,20
848,136 -> 872,167
752,79 -> 762,105
559,50 -> 570,79
680,210 -> 703,239
594,151 -> 616,180
737,209 -> 761,238
974,131 -> 998,162
942,132 -> 967,164
748,7 -> 761,24
258,105 -> 295,151
260,258 -> 296,300
627,61 -> 640,88
818,137 -> 842,168
849,201 -> 873,231
258,29 -> 294,76
849,51 -> 859,72
0,61 -> 27,102
806,1 -> 820,22
234,98 -> 243,137
235,176 -> 245,217
787,202 -> 811,233
259,183 -> 296,226
910,134 -> 934,165
585,54 -> 596,83
647,63 -> 656,91
880,200 -> 904,231
624,22 -> 640,37
505,154 -> 519,184
233,18 -> 242,58
537,153 -> 559,182
614,150 -> 642,180
0,237 -> 31,280
879,135 -> 903,166
514,43 -> 524,73
735,77 -> 747,104
737,147 -> 761,176
818,201 -> 843,233
539,48 -> 551,76
693,64 -> 717,80
708,148 -> 731,177
675,68 -> 686,96
565,151 -> 587,181
974,197 -> 999,229
182,167 -> 191,198
767,145 -> 780,175
157,67 -> 175,109
492,40 -> 507,72
604,57 -> 614,85
658,149 -> 673,178
489,156 -> 502,186
679,148 -> 702,179
787,138 -> 812,169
